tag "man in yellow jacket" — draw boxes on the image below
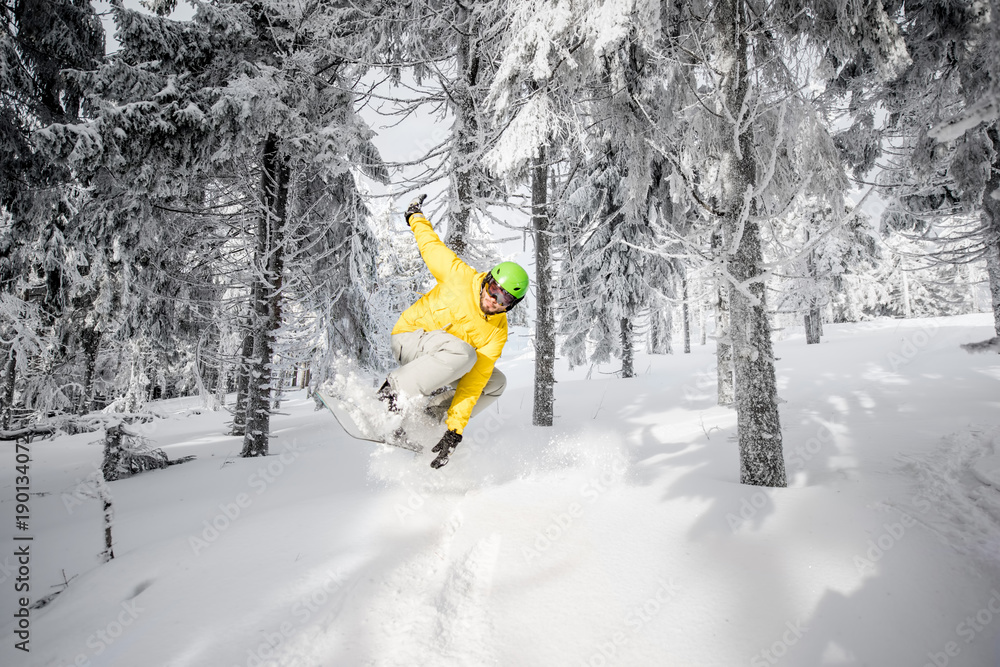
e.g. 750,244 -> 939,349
379,194 -> 529,468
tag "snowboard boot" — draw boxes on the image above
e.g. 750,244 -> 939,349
424,386 -> 453,423
377,380 -> 399,414
424,404 -> 448,423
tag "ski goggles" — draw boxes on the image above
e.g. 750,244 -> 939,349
485,276 -> 518,309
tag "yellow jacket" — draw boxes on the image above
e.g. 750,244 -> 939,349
392,212 -> 508,434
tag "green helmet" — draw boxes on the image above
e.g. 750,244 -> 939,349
489,261 -> 529,300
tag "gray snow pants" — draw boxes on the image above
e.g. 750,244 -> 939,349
388,328 -> 506,419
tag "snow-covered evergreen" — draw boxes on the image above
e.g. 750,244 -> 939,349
3,1 -> 1000,664
31,1 -> 392,455
2,0 -> 999,620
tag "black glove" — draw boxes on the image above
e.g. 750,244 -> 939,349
405,193 -> 427,224
430,429 -> 462,469
432,428 -> 461,453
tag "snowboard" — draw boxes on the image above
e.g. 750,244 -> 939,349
315,390 -> 423,453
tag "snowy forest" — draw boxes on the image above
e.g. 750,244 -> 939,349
3,0 -> 1000,489
5,2 -> 1000,666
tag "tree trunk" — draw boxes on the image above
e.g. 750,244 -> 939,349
273,368 -> 289,410
982,127 -> 1000,336
987,236 -> 1000,337
728,219 -> 785,486
968,262 -> 981,312
648,307 -> 660,354
647,308 -> 657,354
648,302 -> 673,354
901,263 -> 912,318
97,426 -> 119,562
804,310 -> 822,345
532,147 -> 555,427
681,272 -> 691,353
123,342 -> 147,413
717,283 -> 735,406
699,300 -> 707,346
805,233 -> 822,345
231,324 -> 253,435
620,317 -> 634,378
713,231 -> 735,406
242,134 -> 290,458
444,4 -> 479,259
718,0 -> 785,487
1,350 -> 15,430
77,327 -> 101,414
214,349 -> 228,409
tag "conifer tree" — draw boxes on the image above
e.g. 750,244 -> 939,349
378,0 -> 507,264
489,0 -> 668,416
39,1 -> 388,454
831,0 -> 998,333
0,0 -> 104,424
652,0 -> 906,485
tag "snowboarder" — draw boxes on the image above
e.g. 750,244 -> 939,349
378,194 -> 529,469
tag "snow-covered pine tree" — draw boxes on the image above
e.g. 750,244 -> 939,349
288,171 -> 388,377
876,240 -> 982,319
373,1 -> 508,266
712,0 -> 786,486
984,131 -> 1000,335
437,1 -> 507,261
491,0 -> 669,398
485,1 -> 584,425
642,169 -> 682,360
832,0 -> 998,333
39,1 -> 388,455
651,0 -> 906,486
582,15 -> 666,378
554,146 -> 652,380
771,204 -> 883,343
555,153 -> 597,371
0,0 -> 104,425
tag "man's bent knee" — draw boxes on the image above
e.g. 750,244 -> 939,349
442,338 -> 477,376
486,368 -> 507,397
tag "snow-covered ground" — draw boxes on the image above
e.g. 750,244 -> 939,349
2,314 -> 1000,667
